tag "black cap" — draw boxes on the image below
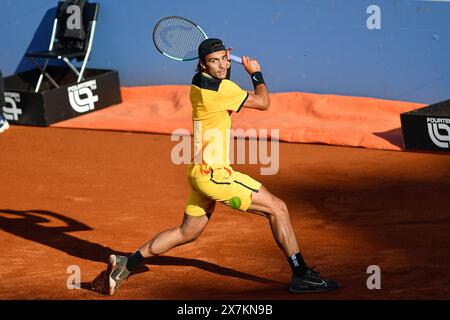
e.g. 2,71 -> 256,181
198,38 -> 226,62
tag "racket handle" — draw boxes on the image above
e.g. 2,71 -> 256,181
230,54 -> 242,64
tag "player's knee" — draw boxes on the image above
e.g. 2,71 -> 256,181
180,225 -> 202,242
270,198 -> 289,219
279,199 -> 288,215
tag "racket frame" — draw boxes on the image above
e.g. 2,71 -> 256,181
153,16 -> 242,64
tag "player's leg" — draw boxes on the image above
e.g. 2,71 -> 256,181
195,168 -> 299,257
138,210 -> 213,257
136,183 -> 216,259
247,185 -> 299,257
247,186 -> 340,293
105,188 -> 215,295
221,170 -> 340,293
205,168 -> 297,258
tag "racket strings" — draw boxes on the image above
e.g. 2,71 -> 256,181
153,17 -> 207,60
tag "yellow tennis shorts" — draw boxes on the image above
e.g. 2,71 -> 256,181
185,165 -> 262,216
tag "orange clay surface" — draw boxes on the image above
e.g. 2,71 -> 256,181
1,125 -> 449,300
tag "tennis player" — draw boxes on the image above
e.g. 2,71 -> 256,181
105,38 -> 341,295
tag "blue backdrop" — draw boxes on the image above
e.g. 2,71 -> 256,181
1,0 -> 449,104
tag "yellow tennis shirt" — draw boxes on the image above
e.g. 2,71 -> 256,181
188,72 -> 248,177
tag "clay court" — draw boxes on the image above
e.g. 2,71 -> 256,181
1,0 -> 450,303
1,125 -> 449,300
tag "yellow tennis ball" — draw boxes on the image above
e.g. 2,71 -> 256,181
230,197 -> 241,209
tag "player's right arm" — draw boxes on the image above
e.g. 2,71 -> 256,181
241,56 -> 270,111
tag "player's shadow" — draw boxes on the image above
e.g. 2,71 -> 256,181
0,209 -> 121,262
143,256 -> 283,285
0,209 -> 281,294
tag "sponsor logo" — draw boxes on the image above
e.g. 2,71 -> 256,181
67,80 -> 99,113
427,118 -> 450,149
3,92 -> 23,121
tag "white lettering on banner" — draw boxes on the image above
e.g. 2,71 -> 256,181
427,117 -> 450,124
3,92 -> 23,121
67,80 -> 99,113
427,118 -> 450,149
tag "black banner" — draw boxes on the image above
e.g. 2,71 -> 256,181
3,67 -> 122,126
401,99 -> 450,153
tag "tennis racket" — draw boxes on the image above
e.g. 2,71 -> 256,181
152,16 -> 243,64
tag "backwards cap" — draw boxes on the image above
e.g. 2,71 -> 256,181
198,38 -> 225,61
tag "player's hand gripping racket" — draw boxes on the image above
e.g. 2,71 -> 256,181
152,16 -> 242,64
